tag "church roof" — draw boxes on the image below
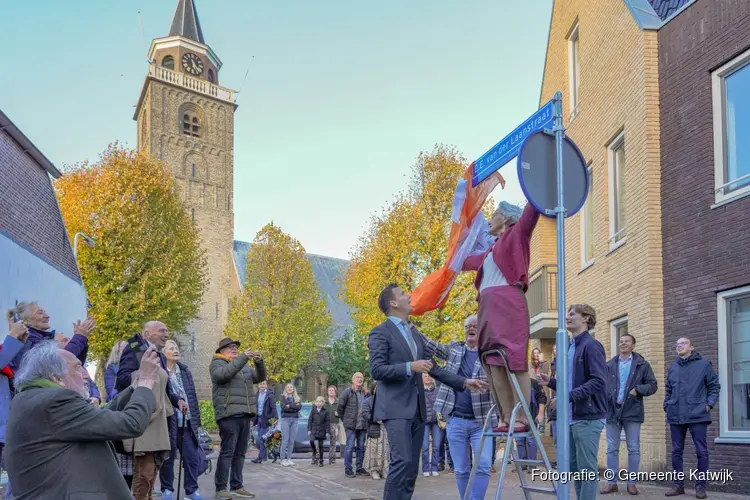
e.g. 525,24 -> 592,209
232,241 -> 353,341
169,0 -> 205,44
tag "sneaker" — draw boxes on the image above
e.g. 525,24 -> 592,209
345,469 -> 356,478
288,460 -> 296,466
215,492 -> 232,500
371,471 -> 381,480
186,494 -> 204,500
695,487 -> 707,499
431,471 -> 439,477
229,489 -> 255,498
356,468 -> 369,476
162,491 -> 174,500
319,462 -> 324,467
423,472 -> 430,477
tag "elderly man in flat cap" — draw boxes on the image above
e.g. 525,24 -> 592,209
210,337 -> 266,499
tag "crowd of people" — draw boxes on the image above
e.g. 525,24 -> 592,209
0,199 -> 723,500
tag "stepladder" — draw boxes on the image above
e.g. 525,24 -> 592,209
464,349 -> 557,500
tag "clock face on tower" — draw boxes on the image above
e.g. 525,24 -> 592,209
182,53 -> 204,75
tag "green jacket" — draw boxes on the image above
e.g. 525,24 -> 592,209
210,353 -> 267,422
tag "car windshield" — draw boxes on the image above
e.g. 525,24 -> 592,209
299,405 -> 311,419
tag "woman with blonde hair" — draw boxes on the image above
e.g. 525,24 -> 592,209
279,382 -> 301,466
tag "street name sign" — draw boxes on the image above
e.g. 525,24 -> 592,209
471,98 -> 555,187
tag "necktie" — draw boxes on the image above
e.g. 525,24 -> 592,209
404,321 -> 417,358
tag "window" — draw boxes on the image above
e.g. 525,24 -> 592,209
610,316 -> 628,358
182,114 -> 200,137
717,286 -> 750,442
191,208 -> 195,222
162,56 -> 174,70
191,331 -> 196,353
712,50 -> 750,205
191,163 -> 196,177
580,165 -> 594,267
567,24 -> 581,121
215,302 -> 219,319
608,132 -> 626,249
207,69 -> 215,83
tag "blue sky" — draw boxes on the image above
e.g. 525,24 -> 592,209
1,0 -> 553,259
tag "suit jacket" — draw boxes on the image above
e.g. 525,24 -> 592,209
256,389 -> 278,428
368,319 -> 466,422
5,382 -> 156,500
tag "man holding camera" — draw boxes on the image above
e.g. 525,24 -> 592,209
116,321 -> 188,500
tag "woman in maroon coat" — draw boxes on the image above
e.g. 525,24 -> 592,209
462,202 -> 540,433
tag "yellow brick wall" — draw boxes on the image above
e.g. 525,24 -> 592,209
537,0 -> 666,472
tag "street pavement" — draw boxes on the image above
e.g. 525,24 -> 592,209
186,451 -> 748,500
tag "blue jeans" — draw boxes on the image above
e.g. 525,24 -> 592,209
515,436 -> 537,461
606,421 -> 641,485
160,421 -> 201,495
344,429 -> 366,472
422,422 -> 442,472
670,423 -> 709,488
256,426 -> 268,460
446,417 -> 492,500
570,420 -> 604,500
550,420 -> 557,447
280,418 -> 297,460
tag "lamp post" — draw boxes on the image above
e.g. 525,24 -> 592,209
73,232 -> 95,260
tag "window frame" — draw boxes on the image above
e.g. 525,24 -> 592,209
610,316 -> 628,357
580,164 -> 594,269
716,285 -> 750,443
712,49 -> 750,206
608,131 -> 626,251
567,24 -> 581,122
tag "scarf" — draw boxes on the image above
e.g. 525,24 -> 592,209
17,378 -> 61,392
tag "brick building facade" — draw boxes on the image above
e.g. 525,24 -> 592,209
658,0 -> 750,488
0,109 -> 88,335
537,0 -> 667,470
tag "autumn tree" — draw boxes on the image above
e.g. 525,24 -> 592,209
224,223 -> 332,383
342,144 -> 496,344
325,329 -> 370,387
55,144 -> 208,362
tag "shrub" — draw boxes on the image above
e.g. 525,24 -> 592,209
199,400 -> 217,432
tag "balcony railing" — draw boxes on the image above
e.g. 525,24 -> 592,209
527,264 -> 558,318
148,64 -> 236,104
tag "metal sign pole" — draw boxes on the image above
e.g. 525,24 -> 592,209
552,90 -> 570,500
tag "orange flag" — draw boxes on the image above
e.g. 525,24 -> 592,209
410,165 -> 505,316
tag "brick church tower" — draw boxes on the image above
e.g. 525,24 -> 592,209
134,0 -> 237,397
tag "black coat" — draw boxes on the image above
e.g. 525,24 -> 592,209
361,395 -> 380,439
529,379 -> 547,421
547,358 -> 557,421
664,352 -> 720,425
605,352 -> 658,424
338,387 -> 366,431
307,407 -> 330,440
175,362 -> 202,434
115,334 -> 180,408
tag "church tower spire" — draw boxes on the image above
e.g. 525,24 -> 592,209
169,0 -> 205,44
133,0 -> 238,398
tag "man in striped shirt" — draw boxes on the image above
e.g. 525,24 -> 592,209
422,314 -> 498,500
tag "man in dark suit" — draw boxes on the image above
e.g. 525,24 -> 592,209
369,284 -> 489,500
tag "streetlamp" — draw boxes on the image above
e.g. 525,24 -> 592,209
73,232 -> 95,259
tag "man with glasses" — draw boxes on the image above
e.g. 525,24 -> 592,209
663,338 -> 719,499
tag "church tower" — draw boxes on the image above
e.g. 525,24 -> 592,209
134,0 -> 237,397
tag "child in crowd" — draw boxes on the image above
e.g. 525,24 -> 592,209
308,396 -> 330,467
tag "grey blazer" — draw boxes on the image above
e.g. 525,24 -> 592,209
368,320 -> 466,422
5,384 -> 156,500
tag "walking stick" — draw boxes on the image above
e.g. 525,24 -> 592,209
176,415 -> 187,500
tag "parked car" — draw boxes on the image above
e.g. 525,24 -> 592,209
251,402 -> 341,454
